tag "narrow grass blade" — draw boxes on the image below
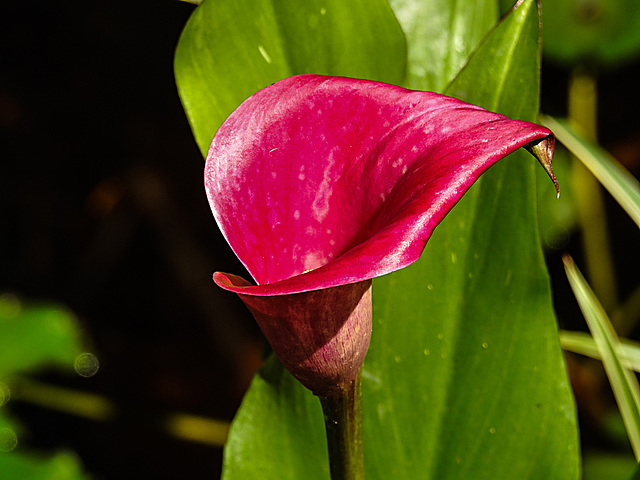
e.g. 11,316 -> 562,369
563,255 -> 640,460
560,330 -> 640,373
543,115 -> 640,229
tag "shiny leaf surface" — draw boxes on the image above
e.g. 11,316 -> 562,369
175,0 -> 406,156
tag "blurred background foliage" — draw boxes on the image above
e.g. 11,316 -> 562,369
0,293 -> 90,479
539,1 -> 640,478
1,0 -> 639,478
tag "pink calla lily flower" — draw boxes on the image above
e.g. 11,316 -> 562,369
205,75 -> 555,396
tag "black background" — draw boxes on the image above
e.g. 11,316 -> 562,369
2,0 -> 640,478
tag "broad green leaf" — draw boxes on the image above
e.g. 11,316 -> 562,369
444,0 -> 539,112
388,0 -> 498,91
223,356 -> 328,479
364,0 -> 579,477
564,256 -> 640,461
542,116 -> 640,229
222,1 -> 579,479
174,0 -> 406,156
561,330 -> 640,372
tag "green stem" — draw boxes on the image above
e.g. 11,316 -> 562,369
319,371 -> 364,480
568,67 -> 618,312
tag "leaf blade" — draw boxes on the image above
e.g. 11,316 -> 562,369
174,0 -> 406,156
560,330 -> 640,372
368,0 -> 579,478
564,255 -> 640,460
389,0 -> 498,91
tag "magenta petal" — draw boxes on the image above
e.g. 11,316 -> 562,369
205,74 -> 555,296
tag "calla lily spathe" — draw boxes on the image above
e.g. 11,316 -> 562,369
205,75 -> 555,396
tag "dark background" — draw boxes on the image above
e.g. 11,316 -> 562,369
1,0 -> 640,478
1,0 -> 261,478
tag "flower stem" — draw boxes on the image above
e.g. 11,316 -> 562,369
319,371 -> 364,480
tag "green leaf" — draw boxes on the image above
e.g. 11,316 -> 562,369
363,0 -> 579,477
222,1 -> 580,479
0,294 -> 90,479
223,356 -> 328,479
0,294 -> 85,430
564,255 -> 640,461
388,0 -> 498,91
0,451 -> 89,480
174,0 -> 406,156
0,294 -> 84,377
561,330 -> 640,372
542,116 -> 640,229
444,0 -> 539,112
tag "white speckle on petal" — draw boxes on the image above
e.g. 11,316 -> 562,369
293,210 -> 301,220
311,149 -> 337,222
302,251 -> 328,272
298,173 -> 306,180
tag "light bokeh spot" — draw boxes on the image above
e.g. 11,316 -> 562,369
0,428 -> 17,452
74,353 -> 99,378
